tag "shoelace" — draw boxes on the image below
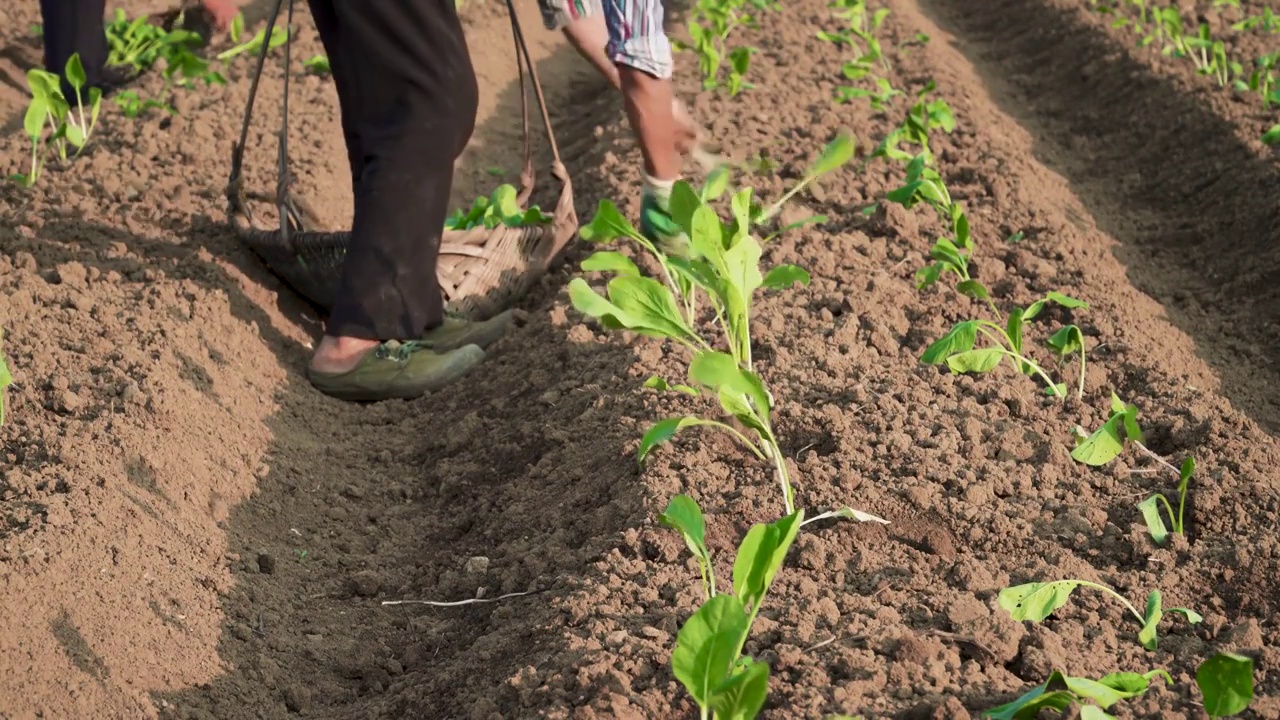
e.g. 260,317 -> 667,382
374,340 -> 427,363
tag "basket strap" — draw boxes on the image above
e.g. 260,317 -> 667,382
504,0 -> 571,203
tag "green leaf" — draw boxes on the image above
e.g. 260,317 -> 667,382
23,97 -> 46,140
1263,124 -> 1280,145
956,279 -> 989,300
0,329 -> 11,426
921,321 -> 978,365
638,417 -> 704,463
808,130 -> 855,178
1071,415 -> 1127,466
1078,707 -> 1117,720
946,348 -> 1004,374
1179,457 -> 1195,493
1047,325 -> 1084,357
1137,495 -> 1170,546
1197,653 -> 1254,717
702,166 -> 731,202
1046,291 -> 1088,309
581,251 -> 640,277
608,276 -> 697,340
669,181 -> 702,238
1139,590 -> 1163,650
567,277 -> 631,330
580,200 -> 640,243
710,658 -> 770,720
998,581 -> 1081,623
761,265 -> 811,290
982,674 -> 1077,720
672,595 -> 749,707
65,124 -> 84,148
689,352 -> 771,417
643,376 -> 699,396
660,494 -> 710,561
732,510 -> 804,611
1168,607 -> 1204,624
65,53 -> 87,90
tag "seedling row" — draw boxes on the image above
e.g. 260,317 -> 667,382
570,0 -> 1262,716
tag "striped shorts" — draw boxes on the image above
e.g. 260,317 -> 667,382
536,0 -> 673,78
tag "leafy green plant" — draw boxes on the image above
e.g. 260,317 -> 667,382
664,495 -> 803,720
304,54 -> 331,74
982,668 -> 1172,720
0,329 -> 11,427
114,90 -> 174,119
1232,7 -> 1280,33
999,579 -> 1201,651
921,293 -> 1087,400
216,14 -> 290,61
1263,124 -> 1280,145
1136,456 -> 1194,546
444,185 -> 553,230
12,57 -> 104,186
570,134 -> 853,514
1197,652 -> 1254,717
677,0 -> 772,94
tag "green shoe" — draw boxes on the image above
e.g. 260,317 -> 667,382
308,341 -> 485,402
420,310 -> 514,353
640,192 -> 690,257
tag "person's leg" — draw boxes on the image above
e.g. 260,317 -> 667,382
307,0 -> 493,398
39,0 -> 109,98
599,0 -> 690,247
307,0 -> 363,196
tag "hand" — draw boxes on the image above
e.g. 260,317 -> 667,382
199,0 -> 240,30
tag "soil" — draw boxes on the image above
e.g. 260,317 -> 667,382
2,0 -> 1280,718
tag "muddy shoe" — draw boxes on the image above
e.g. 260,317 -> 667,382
640,193 -> 690,257
308,341 -> 485,402
420,310 -> 514,353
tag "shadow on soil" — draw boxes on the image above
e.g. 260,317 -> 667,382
919,0 -> 1280,433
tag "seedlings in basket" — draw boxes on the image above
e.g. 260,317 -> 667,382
444,185 -> 553,231
999,579 -> 1202,651
664,495 -> 803,720
1137,456 -> 1195,546
981,668 -> 1172,720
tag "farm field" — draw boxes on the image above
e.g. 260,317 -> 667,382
1,0 -> 1279,717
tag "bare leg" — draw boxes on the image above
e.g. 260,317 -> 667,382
619,65 -> 681,181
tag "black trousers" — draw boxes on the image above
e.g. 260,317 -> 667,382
309,0 -> 479,341
38,0 -> 109,98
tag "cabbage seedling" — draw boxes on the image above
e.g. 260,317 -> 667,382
999,579 -> 1202,651
1137,456 -> 1194,546
216,15 -> 289,61
1263,124 -> 1280,145
982,668 -> 1172,720
1071,392 -> 1142,466
1197,652 -> 1254,717
921,293 -> 1087,400
660,495 -> 716,599
669,503 -> 803,720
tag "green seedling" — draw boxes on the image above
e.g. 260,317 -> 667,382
660,495 -> 716,600
1264,124 -> 1280,145
1197,653 -> 1254,717
999,579 -> 1202,651
872,85 -> 954,163
1071,392 -> 1142,466
0,329 -> 11,426
571,134 -> 854,514
836,77 -> 901,111
1137,456 -> 1194,545
217,14 -> 290,61
669,502 -> 803,720
62,54 -> 103,153
444,184 -> 553,230
678,0 -> 768,95
1232,7 -> 1280,33
114,90 -> 175,118
304,54 -> 331,74
1234,52 -> 1277,108
921,292 -> 1087,400
983,668 -> 1172,720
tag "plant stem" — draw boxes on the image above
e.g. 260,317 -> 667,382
1134,441 -> 1182,477
1075,580 -> 1146,625
1154,493 -> 1179,533
765,439 -> 794,515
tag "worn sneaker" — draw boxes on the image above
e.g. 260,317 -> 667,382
308,341 -> 485,402
420,310 -> 513,353
640,193 -> 690,257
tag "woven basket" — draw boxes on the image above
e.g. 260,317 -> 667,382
225,0 -> 577,321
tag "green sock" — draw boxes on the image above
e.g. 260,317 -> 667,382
643,173 -> 676,211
